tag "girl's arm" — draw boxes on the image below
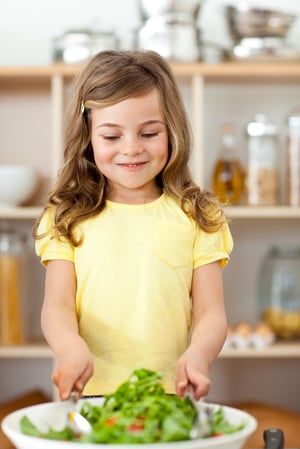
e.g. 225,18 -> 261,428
175,260 -> 227,400
41,260 -> 94,399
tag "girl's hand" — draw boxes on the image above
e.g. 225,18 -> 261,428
175,344 -> 211,400
176,261 -> 227,400
52,336 -> 94,400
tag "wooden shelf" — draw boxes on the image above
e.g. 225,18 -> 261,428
0,343 -> 53,358
0,341 -> 299,359
219,341 -> 300,358
0,61 -> 300,83
1,205 -> 299,220
225,206 -> 300,220
0,207 -> 41,219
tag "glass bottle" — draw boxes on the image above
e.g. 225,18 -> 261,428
286,109 -> 300,206
258,246 -> 300,339
212,122 -> 244,205
0,229 -> 28,345
245,114 -> 280,206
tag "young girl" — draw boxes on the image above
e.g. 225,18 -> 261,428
34,50 -> 233,401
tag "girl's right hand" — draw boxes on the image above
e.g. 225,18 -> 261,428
52,336 -> 94,400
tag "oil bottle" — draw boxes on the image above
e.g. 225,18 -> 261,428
212,122 -> 244,205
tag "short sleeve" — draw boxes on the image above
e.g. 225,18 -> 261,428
193,222 -> 233,269
35,208 -> 74,266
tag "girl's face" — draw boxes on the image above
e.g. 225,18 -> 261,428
90,89 -> 168,204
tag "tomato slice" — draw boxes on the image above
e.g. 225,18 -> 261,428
128,417 -> 145,432
105,417 -> 118,426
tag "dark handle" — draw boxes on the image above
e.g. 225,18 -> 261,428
263,429 -> 284,449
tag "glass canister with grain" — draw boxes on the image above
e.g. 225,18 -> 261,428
0,229 -> 28,345
286,108 -> 300,206
258,245 -> 300,339
245,114 -> 280,206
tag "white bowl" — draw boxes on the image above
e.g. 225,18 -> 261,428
0,164 -> 38,207
1,398 -> 257,449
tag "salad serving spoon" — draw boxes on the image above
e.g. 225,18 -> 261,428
67,390 -> 92,436
185,385 -> 212,439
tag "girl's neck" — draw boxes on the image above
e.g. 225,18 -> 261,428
106,186 -> 163,205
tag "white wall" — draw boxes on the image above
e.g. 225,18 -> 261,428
1,0 -> 300,65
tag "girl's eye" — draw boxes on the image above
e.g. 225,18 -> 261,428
142,132 -> 159,138
103,135 -> 120,141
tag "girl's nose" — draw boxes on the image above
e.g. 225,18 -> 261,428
121,138 -> 143,156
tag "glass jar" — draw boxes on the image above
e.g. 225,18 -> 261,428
258,246 -> 300,339
0,229 -> 28,345
286,109 -> 300,206
245,114 -> 280,206
212,122 -> 245,205
52,29 -> 119,64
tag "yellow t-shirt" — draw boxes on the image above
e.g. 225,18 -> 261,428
36,193 -> 233,395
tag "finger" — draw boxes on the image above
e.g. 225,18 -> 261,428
175,364 -> 189,397
52,369 -> 77,400
192,377 -> 211,400
74,364 -> 94,394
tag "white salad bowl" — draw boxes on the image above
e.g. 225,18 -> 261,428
2,397 -> 257,449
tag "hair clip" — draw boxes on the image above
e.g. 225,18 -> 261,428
81,101 -> 85,114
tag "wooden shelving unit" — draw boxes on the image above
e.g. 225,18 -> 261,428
1,61 -> 299,406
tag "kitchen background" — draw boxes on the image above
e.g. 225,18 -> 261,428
1,0 -> 300,65
1,1 -> 300,445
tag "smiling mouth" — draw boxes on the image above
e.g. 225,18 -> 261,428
118,162 -> 147,168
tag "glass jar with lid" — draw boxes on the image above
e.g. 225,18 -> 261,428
245,114 -> 280,206
285,108 -> 300,206
0,228 -> 28,345
257,245 -> 300,339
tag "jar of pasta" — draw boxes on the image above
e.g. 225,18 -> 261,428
0,229 -> 28,345
245,114 -> 280,206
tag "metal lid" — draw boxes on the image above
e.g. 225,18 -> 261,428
247,114 -> 277,136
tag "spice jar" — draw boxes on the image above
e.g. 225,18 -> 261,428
0,229 -> 28,345
286,109 -> 300,206
245,114 -> 280,206
258,246 -> 300,339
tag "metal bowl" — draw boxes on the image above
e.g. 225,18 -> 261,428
139,0 -> 201,21
226,5 -> 296,42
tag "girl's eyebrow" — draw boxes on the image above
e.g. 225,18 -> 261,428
97,120 -> 165,129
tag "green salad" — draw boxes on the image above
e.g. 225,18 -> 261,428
20,368 -> 245,443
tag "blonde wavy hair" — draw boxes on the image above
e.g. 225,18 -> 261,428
34,50 -> 226,245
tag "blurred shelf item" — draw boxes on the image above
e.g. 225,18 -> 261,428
220,341 -> 300,358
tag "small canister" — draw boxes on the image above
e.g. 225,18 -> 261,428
286,109 -> 300,206
245,114 -> 280,206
